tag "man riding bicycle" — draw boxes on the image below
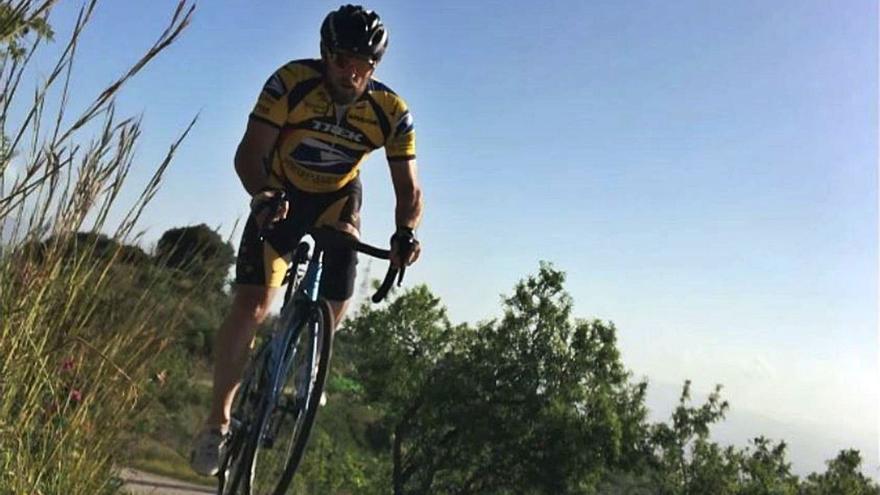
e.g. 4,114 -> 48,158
191,5 -> 423,476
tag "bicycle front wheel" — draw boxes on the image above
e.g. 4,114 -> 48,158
249,299 -> 335,495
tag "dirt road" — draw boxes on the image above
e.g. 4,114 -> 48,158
120,468 -> 215,495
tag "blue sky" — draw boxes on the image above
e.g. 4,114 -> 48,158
23,0 -> 878,476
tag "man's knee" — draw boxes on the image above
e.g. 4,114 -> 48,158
231,284 -> 277,324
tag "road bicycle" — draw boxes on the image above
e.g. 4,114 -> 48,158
217,226 -> 402,495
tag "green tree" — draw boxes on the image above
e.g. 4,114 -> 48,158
0,1 -> 54,61
342,263 -> 652,494
737,437 -> 799,495
155,223 -> 234,292
801,450 -> 880,495
648,380 -> 733,493
642,382 -> 878,495
1,1 -> 55,166
339,284 -> 459,493
31,231 -> 150,266
150,224 -> 235,359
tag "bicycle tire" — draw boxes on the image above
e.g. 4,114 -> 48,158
248,299 -> 335,495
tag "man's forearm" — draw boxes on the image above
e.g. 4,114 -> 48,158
395,186 -> 423,230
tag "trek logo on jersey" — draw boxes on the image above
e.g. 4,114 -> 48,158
263,74 -> 287,99
290,137 -> 364,174
310,121 -> 365,143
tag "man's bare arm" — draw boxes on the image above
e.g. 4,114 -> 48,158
388,158 -> 423,230
234,119 -> 280,195
388,158 -> 423,267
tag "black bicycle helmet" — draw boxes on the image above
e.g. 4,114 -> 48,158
320,5 -> 388,63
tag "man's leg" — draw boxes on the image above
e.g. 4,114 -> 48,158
206,284 -> 278,430
191,283 -> 277,476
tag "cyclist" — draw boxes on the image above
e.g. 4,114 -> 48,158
190,4 -> 423,476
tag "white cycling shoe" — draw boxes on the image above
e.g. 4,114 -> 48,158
189,427 -> 227,477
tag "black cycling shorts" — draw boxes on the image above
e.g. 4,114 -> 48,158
234,177 -> 361,301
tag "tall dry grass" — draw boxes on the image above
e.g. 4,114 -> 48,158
0,1 -> 198,492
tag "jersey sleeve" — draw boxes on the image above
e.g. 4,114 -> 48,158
385,97 -> 416,162
249,65 -> 293,128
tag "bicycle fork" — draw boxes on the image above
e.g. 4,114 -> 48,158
261,317 -> 319,449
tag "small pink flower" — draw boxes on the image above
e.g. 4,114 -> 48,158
69,389 -> 82,403
60,358 -> 75,373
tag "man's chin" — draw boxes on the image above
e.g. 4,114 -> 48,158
328,86 -> 360,105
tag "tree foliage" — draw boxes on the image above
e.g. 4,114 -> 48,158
801,450 -> 880,495
340,263 -> 653,494
329,263 -> 879,494
0,1 -> 54,61
27,231 -> 150,265
155,223 -> 234,292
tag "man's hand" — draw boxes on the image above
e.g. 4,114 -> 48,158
250,187 -> 289,231
390,226 -> 421,268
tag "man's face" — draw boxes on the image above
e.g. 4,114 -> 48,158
323,50 -> 376,105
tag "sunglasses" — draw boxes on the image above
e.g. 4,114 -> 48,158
327,50 -> 376,77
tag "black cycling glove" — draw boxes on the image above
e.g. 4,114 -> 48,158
251,187 -> 286,235
391,226 -> 418,260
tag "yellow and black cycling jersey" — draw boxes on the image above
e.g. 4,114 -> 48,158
250,58 -> 416,194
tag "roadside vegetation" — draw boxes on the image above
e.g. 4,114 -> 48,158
0,1 -> 196,493
1,2 -> 877,494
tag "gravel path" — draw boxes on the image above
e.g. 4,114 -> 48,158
120,468 -> 215,495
